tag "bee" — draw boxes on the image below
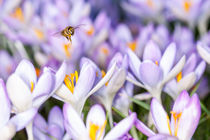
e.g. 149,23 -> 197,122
53,24 -> 84,42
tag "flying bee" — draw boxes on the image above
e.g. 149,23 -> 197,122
53,24 -> 85,43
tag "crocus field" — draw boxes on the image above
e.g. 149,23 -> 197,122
0,0 -> 210,140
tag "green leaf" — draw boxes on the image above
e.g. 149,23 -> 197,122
129,97 -> 150,111
112,107 -> 126,118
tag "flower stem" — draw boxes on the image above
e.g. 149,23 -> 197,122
26,121 -> 34,140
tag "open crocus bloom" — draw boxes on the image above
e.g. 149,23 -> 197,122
6,59 -> 67,113
135,90 -> 201,140
55,58 -> 116,114
127,41 -> 186,101
164,52 -> 206,100
33,106 -> 64,140
63,103 -> 137,140
0,79 -> 37,140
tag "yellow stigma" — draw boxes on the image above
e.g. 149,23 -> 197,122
176,72 -> 182,82
86,26 -> 94,36
100,47 -> 109,55
170,111 -> 182,136
127,41 -> 137,52
183,1 -> 192,12
89,120 -> 107,140
63,43 -> 71,58
155,60 -> 159,66
34,28 -> 44,40
64,71 -> 78,94
30,81 -> 34,92
10,7 -> 24,22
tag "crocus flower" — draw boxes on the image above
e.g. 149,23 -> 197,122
55,58 -> 116,114
121,0 -> 165,23
0,79 -> 37,140
6,59 -> 67,113
63,103 -> 137,140
127,41 -> 185,102
164,53 -> 206,99
166,0 -> 203,28
33,106 -> 64,140
135,90 -> 201,140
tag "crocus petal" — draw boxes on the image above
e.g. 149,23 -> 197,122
104,113 -> 136,140
177,94 -> 201,140
6,74 -> 32,112
160,43 -> 176,77
0,79 -> 11,128
32,71 -> 55,99
126,73 -> 145,88
33,127 -> 51,140
33,114 -> 48,133
86,104 -> 106,138
63,103 -> 88,138
148,134 -> 178,140
151,98 -> 170,134
134,92 -> 152,100
194,61 -> 206,81
102,68 -> 126,107
10,108 -> 37,131
54,61 -> 67,91
127,48 -> 141,80
143,41 -> 161,63
172,90 -> 190,113
135,119 -> 155,137
74,63 -> 96,99
139,61 -> 163,88
87,63 -> 116,98
0,123 -> 16,140
32,93 -> 50,108
161,56 -> 186,86
48,106 -> 64,133
197,42 -> 210,64
14,59 -> 37,87
182,53 -> 197,75
48,124 -> 63,140
177,72 -> 196,93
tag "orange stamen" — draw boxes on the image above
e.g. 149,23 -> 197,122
63,43 -> 71,58
86,26 -> 94,36
127,41 -> 137,51
184,1 -> 192,12
101,47 -> 109,55
34,28 -> 44,40
30,81 -> 34,92
155,60 -> 159,66
64,71 -> 78,93
176,72 -> 182,82
10,7 -> 24,22
101,70 -> 108,86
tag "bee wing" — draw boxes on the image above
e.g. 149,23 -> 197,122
73,24 -> 86,29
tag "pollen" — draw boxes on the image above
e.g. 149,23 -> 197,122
64,71 -> 78,94
63,43 -> 71,58
86,26 -> 94,36
127,41 -> 137,52
183,1 -> 192,12
176,72 -> 182,82
10,7 -> 24,22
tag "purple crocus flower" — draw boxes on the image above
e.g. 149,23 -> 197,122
127,41 -> 185,102
55,58 -> 116,115
0,79 -> 37,140
63,103 -> 137,140
33,106 -> 64,140
164,52 -> 206,99
6,59 -> 67,112
135,90 -> 201,140
166,0 -> 203,28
